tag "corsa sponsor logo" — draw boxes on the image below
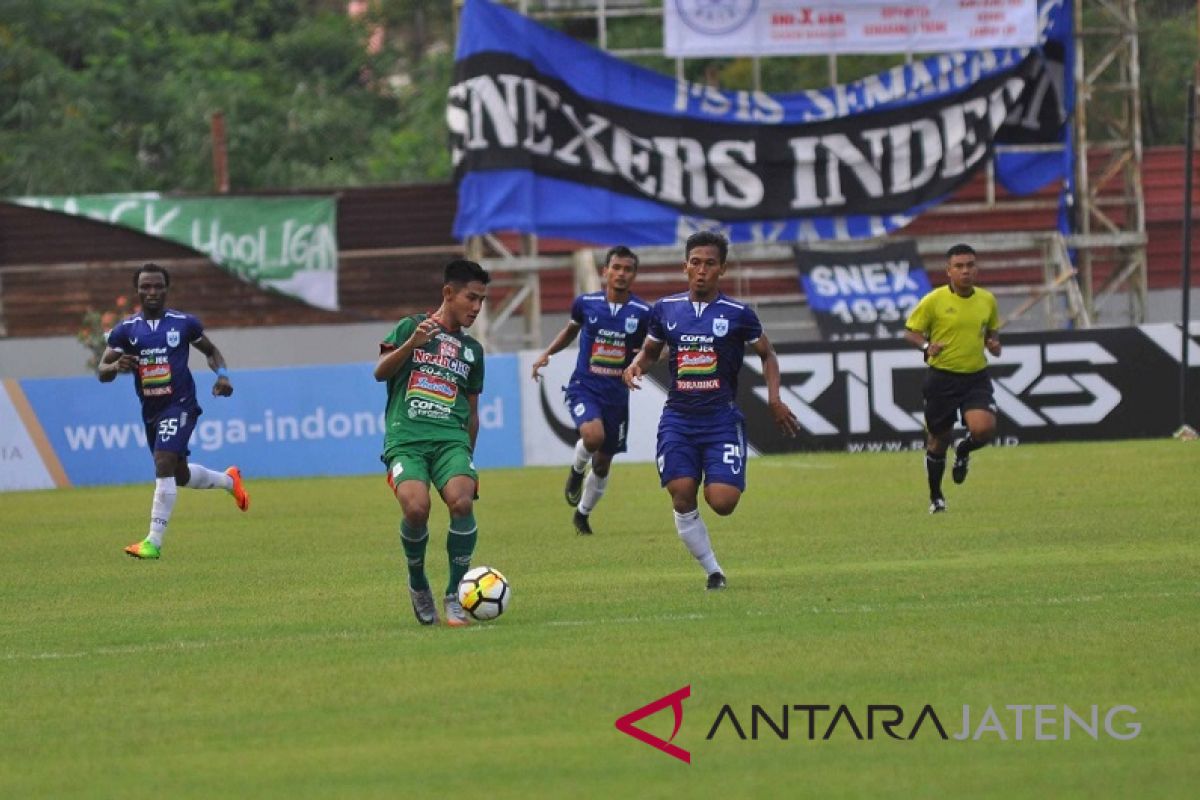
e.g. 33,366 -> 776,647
616,687 -> 1141,764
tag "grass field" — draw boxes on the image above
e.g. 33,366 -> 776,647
1,439 -> 1197,798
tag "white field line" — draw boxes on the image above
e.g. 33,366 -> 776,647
3,591 -> 1194,663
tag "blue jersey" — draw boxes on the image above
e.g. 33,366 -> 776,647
567,292 -> 651,401
646,292 -> 763,417
106,310 -> 205,421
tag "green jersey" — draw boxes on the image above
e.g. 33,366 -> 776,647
905,285 -> 1000,374
381,315 -> 485,457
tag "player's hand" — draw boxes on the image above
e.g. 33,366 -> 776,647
927,341 -> 945,358
410,316 -> 441,348
213,376 -> 233,397
115,353 -> 139,373
623,362 -> 644,390
531,354 -> 549,381
985,335 -> 1001,357
769,399 -> 800,438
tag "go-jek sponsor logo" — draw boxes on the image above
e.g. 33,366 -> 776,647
616,686 -> 1141,764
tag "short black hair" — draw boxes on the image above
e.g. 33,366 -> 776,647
604,245 -> 639,271
134,262 -> 170,288
685,231 -> 729,264
946,243 -> 977,260
443,259 -> 490,287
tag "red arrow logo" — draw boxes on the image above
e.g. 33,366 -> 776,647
614,685 -> 691,764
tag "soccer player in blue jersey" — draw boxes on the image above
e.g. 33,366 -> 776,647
623,232 -> 799,590
531,246 -> 650,535
98,264 -> 250,560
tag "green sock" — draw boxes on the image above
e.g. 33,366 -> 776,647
400,521 -> 430,591
446,513 -> 478,596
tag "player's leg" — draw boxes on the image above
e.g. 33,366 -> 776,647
700,422 -> 747,517
693,425 -> 747,590
387,449 -> 438,625
433,444 -> 480,627
565,392 -> 603,506
922,372 -> 958,514
953,376 -> 998,485
171,415 -> 249,510
659,423 -> 724,589
573,404 -> 626,534
126,410 -> 187,558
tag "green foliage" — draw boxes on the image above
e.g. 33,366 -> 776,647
0,0 -> 452,193
77,293 -> 138,371
1,1 -> 1196,193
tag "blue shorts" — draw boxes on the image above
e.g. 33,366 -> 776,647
143,405 -> 199,456
655,409 -> 747,491
565,386 -> 629,455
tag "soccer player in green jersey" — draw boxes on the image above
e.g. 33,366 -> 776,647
904,243 -> 1002,514
375,259 -> 490,626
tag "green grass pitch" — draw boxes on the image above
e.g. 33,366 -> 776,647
1,440 -> 1197,798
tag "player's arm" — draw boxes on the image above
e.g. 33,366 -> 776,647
750,335 -> 799,437
193,335 -> 233,397
374,317 -> 439,381
985,329 -> 1001,357
97,347 -> 137,383
623,336 -> 664,389
530,321 -> 581,380
467,392 -> 480,451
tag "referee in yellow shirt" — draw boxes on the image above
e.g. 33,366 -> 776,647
903,244 -> 1002,513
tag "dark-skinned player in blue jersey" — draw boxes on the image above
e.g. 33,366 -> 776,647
531,246 -> 651,535
624,231 -> 799,590
99,263 -> 250,560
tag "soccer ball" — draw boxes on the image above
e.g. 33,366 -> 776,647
457,566 -> 511,621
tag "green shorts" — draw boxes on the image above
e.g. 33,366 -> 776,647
385,440 -> 477,491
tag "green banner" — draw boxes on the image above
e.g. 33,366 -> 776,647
11,193 -> 339,311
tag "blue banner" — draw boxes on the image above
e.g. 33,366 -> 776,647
797,240 -> 932,341
20,357 -> 523,487
450,0 -> 1072,245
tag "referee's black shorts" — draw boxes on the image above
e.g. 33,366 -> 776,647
922,367 -> 996,435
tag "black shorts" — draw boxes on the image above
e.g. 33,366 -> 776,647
922,367 -> 996,435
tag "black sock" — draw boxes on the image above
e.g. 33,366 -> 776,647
925,450 -> 946,499
956,435 -> 986,460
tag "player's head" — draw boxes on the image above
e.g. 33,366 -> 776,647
945,243 -> 978,293
683,231 -> 729,299
685,231 -> 728,265
440,259 -> 490,329
133,263 -> 170,315
602,245 -> 638,293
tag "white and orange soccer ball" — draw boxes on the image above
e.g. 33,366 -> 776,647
457,566 -> 511,621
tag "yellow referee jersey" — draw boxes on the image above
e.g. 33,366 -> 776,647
905,285 -> 999,373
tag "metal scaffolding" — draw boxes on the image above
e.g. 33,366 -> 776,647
456,0 -> 1145,348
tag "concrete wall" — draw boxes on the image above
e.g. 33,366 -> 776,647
3,288 -> 1198,379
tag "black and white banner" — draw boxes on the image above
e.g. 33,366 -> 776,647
520,325 -> 1200,461
796,241 -> 931,341
451,0 -> 1069,245
734,325 -> 1200,452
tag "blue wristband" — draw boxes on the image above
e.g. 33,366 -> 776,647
216,367 -> 229,379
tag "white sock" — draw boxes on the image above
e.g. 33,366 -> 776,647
572,439 -> 592,473
673,508 -> 721,575
147,477 -> 178,547
578,471 -> 608,515
183,463 -> 232,491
